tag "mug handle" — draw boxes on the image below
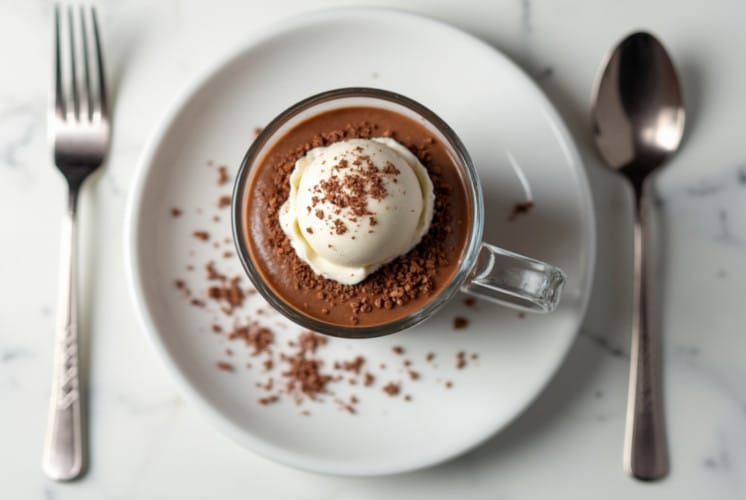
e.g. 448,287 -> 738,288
461,242 -> 566,312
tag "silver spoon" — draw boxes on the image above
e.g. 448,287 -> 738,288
591,31 -> 685,481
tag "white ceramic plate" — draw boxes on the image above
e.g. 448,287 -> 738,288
125,8 -> 595,476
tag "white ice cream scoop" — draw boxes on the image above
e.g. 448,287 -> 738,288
279,138 -> 434,285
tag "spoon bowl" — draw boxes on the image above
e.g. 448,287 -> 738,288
592,32 -> 685,190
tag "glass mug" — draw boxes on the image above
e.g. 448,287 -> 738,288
232,88 -> 565,338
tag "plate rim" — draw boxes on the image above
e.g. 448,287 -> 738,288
124,6 -> 597,476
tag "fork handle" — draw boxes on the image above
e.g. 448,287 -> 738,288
43,188 -> 84,481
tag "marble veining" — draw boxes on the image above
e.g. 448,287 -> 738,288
0,349 -> 33,363
580,329 -> 627,359
520,0 -> 531,37
738,165 -> 746,186
0,102 -> 38,168
535,65 -> 554,82
113,393 -> 183,415
102,171 -> 126,198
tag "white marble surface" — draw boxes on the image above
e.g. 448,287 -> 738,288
2,0 -> 745,498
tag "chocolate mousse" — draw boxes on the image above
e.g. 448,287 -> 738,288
242,107 -> 471,327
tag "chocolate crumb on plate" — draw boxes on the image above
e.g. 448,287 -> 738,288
218,195 -> 232,209
216,361 -> 234,372
193,230 -> 209,241
383,382 -> 400,396
336,399 -> 357,414
206,277 -> 245,313
391,346 -> 404,355
463,297 -> 477,308
453,316 -> 469,330
258,395 -> 279,405
228,323 -> 274,355
217,166 -> 229,186
508,200 -> 534,221
170,207 -> 182,217
335,355 -> 365,374
456,351 -> 467,370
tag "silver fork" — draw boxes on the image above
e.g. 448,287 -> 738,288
43,4 -> 109,481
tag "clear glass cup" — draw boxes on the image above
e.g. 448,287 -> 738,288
232,88 -> 566,338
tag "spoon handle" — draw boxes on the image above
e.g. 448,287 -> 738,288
624,187 -> 668,480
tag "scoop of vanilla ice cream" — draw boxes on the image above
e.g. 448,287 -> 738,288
279,138 -> 434,285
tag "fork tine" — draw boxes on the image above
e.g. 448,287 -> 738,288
74,6 -> 91,121
87,6 -> 107,120
53,5 -> 64,118
65,5 -> 80,120
54,4 -> 72,120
